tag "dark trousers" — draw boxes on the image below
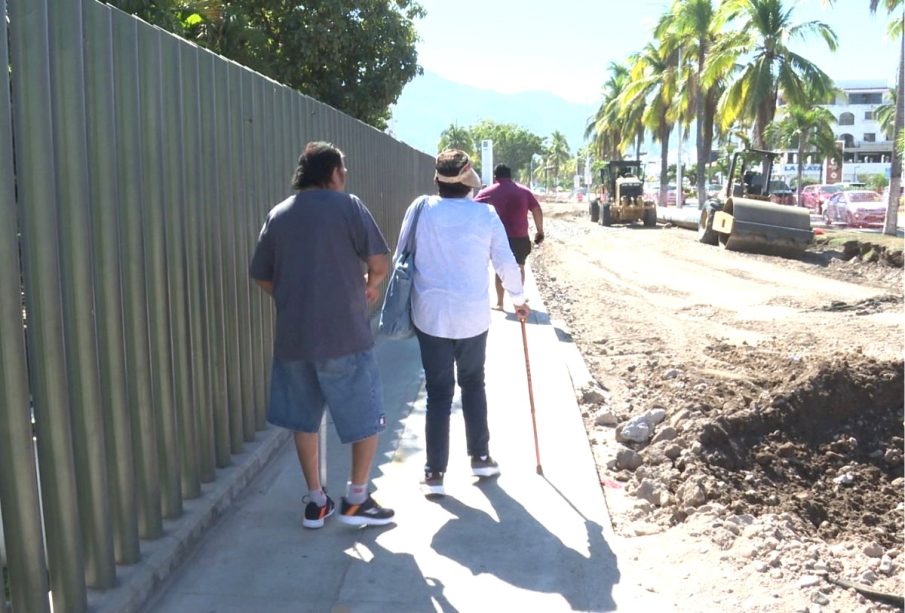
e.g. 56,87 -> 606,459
415,328 -> 489,474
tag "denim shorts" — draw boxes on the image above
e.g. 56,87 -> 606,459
267,349 -> 386,444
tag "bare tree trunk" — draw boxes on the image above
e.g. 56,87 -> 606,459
659,125 -> 672,206
696,52 -> 707,206
884,14 -> 903,236
797,137 -> 805,207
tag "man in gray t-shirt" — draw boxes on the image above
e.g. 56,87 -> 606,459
250,141 -> 394,528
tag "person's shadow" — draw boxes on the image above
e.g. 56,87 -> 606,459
430,478 -> 619,611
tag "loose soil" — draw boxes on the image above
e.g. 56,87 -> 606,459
530,200 -> 904,612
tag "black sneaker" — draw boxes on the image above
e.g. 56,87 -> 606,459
471,455 -> 500,478
302,493 -> 335,529
338,495 -> 395,526
422,471 -> 445,497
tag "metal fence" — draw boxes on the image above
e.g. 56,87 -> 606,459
0,0 -> 435,610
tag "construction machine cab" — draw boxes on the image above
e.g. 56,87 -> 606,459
698,148 -> 812,256
589,160 -> 656,227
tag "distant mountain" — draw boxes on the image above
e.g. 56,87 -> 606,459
388,70 -> 596,156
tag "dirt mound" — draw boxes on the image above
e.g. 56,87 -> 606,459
689,353 -> 904,548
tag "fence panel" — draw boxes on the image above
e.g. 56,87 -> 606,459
2,0 -> 436,609
8,0 -> 87,609
0,0 -> 51,609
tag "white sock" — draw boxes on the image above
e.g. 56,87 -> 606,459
308,488 -> 327,507
346,482 -> 368,504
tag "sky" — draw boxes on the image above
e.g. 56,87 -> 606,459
412,0 -> 900,105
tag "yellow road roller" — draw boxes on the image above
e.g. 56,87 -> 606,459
698,149 -> 813,257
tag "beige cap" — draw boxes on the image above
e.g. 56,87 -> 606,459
435,150 -> 482,188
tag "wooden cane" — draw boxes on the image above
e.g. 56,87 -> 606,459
520,318 -> 543,475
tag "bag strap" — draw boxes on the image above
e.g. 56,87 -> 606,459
403,196 -> 428,256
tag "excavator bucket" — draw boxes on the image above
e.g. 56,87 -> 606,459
712,198 -> 813,256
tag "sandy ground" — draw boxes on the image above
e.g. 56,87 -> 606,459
530,199 -> 904,613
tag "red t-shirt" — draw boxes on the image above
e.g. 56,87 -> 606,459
475,179 -> 540,238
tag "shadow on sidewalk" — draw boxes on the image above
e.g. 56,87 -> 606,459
429,477 -> 620,611
335,524 -> 458,612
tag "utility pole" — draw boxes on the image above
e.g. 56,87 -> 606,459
676,45 -> 684,207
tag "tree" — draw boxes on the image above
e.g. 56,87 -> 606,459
710,0 -> 838,148
438,124 -> 475,156
106,0 -> 424,129
545,131 -> 572,188
622,41 -> 680,206
765,105 -> 837,206
876,88 -> 897,138
587,62 -> 631,161
468,121 -> 545,182
658,0 -> 726,206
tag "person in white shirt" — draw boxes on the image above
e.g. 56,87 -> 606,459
395,149 -> 529,497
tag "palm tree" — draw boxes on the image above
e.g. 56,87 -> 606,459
876,0 -> 903,235
710,0 -> 838,149
658,0 -> 726,206
438,123 -> 474,156
546,131 -> 572,189
587,62 -> 631,161
876,88 -> 897,138
765,105 -> 837,206
622,41 -> 680,206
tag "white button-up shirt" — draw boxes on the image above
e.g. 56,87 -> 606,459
395,195 -> 525,339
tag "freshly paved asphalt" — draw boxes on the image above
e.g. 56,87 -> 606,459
145,268 -> 667,612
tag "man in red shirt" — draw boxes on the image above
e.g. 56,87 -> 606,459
475,164 -> 544,310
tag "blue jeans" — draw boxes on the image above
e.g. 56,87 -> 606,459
267,350 -> 385,444
415,328 -> 489,474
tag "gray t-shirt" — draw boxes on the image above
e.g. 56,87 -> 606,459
249,189 -> 389,361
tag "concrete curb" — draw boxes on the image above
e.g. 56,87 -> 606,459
87,427 -> 291,613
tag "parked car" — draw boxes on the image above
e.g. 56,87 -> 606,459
823,190 -> 886,227
799,183 -> 842,213
706,183 -> 723,198
768,180 -> 795,206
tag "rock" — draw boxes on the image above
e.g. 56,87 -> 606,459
664,444 -> 683,460
633,479 -> 660,506
885,249 -> 904,267
859,570 -> 878,584
810,592 -> 829,606
646,408 -> 667,425
678,481 -> 707,507
618,418 -> 652,444
652,425 -> 678,444
879,555 -> 894,575
669,408 -> 692,428
754,561 -> 769,573
863,542 -> 884,558
664,368 -> 681,379
595,412 -> 618,427
580,386 -> 607,405
832,473 -> 854,485
769,568 -> 783,579
808,605 -> 823,613
799,575 -> 820,587
616,448 -> 644,471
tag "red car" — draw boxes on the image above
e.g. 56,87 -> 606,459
823,190 -> 886,228
800,183 -> 842,213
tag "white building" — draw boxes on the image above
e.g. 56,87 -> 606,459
777,80 -> 893,183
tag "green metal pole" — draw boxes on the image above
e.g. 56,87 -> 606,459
181,42 -> 216,483
111,8 -> 162,540
223,64 -> 244,454
138,24 -> 182,519
0,0 -> 52,609
47,0 -> 116,589
8,0 -> 87,609
241,70 -> 266,430
82,0 -> 139,565
234,67 -> 255,443
160,32 -> 200,501
206,53 -> 232,467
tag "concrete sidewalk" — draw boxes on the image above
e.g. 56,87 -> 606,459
146,270 -> 666,612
